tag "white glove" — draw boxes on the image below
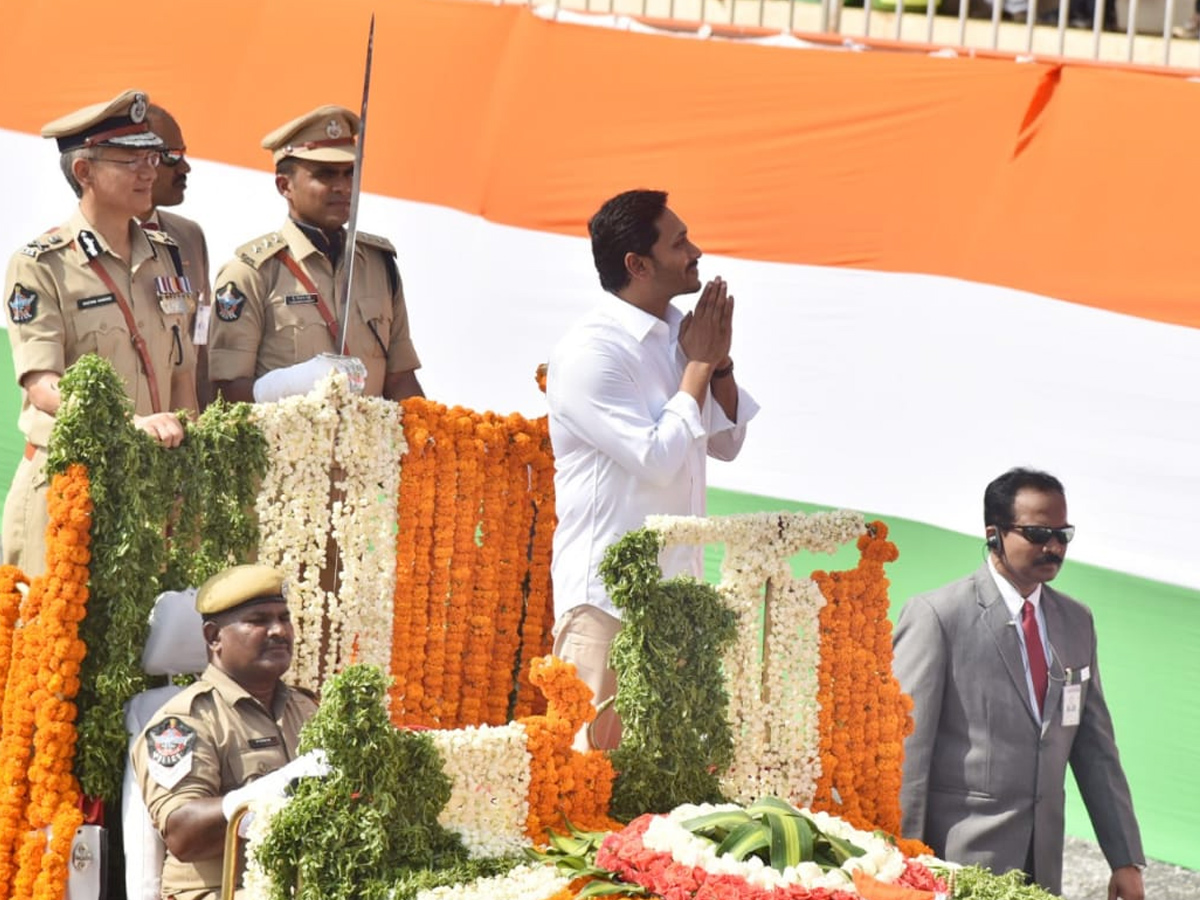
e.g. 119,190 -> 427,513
252,354 -> 367,402
220,748 -> 331,820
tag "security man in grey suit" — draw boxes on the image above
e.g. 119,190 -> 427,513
893,467 -> 1145,900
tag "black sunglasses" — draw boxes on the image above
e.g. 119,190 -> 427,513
1004,524 -> 1075,545
159,147 -> 187,167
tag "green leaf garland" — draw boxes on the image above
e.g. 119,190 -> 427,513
252,664 -> 496,900
45,354 -> 266,800
600,528 -> 737,821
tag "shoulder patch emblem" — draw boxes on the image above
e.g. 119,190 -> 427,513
8,285 -> 38,324
215,282 -> 247,322
145,716 -> 197,789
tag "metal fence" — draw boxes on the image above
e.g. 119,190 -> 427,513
531,0 -> 1200,68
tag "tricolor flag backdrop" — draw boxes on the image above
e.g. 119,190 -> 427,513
3,0 -> 1198,868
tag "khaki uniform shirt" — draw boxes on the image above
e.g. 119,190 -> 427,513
2,209 -> 198,575
207,219 -> 420,398
133,664 -> 318,900
4,208 -> 198,446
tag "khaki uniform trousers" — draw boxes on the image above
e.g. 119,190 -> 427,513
2,444 -> 47,577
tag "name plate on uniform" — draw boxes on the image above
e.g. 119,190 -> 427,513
78,294 -> 116,310
285,293 -> 319,305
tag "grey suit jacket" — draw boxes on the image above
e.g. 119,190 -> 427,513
893,564 -> 1143,893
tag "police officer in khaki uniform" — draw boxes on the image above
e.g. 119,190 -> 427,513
133,564 -> 325,900
208,104 -> 423,403
2,89 -> 199,576
141,104 -> 214,410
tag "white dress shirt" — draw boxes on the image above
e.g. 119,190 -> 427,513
987,554 -> 1053,723
547,294 -> 759,619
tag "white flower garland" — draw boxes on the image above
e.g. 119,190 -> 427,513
253,379 -> 341,689
645,510 -> 865,806
241,793 -> 291,900
642,802 -> 907,894
326,387 -> 405,676
430,722 -> 533,859
253,374 -> 406,688
414,862 -> 568,900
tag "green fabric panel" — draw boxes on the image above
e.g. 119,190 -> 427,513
0,338 -> 21,502
706,487 -> 1200,869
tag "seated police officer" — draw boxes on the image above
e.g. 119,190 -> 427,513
133,564 -> 325,900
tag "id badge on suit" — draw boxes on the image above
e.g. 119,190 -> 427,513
1060,664 -> 1089,727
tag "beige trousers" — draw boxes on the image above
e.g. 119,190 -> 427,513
552,604 -> 623,752
2,445 -> 48,577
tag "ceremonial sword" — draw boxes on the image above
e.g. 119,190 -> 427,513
336,14 -> 375,355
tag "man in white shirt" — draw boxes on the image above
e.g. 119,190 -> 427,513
546,189 -> 758,750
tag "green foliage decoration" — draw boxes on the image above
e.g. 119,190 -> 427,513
948,866 -> 1064,899
252,664 -> 516,900
600,527 -> 738,822
44,354 -> 267,800
679,796 -> 866,873
527,822 -> 650,898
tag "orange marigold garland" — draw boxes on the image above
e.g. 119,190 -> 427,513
811,520 -> 910,837
477,420 -> 516,725
0,567 -> 26,722
0,465 -> 92,900
511,418 -> 557,719
519,656 -> 619,843
29,466 -> 90,900
390,402 -> 437,725
441,411 -> 482,725
0,569 -> 40,892
389,399 -> 556,729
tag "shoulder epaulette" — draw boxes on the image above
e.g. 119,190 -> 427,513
149,679 -> 216,719
235,232 -> 288,270
355,231 -> 396,255
291,684 -> 319,703
17,229 -> 70,259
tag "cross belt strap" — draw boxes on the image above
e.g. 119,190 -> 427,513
279,250 -> 352,357
86,255 -> 163,414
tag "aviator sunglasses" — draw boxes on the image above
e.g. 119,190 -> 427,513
1004,524 -> 1076,545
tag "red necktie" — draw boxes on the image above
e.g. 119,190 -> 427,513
1021,600 -> 1048,715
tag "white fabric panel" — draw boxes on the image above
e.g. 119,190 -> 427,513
3,128 -> 1197,590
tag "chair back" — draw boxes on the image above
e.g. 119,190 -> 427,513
121,589 -> 207,900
